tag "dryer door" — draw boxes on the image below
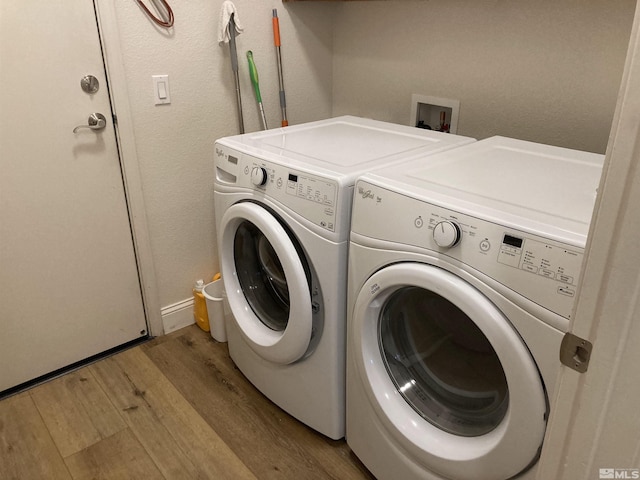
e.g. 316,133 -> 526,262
220,202 -> 313,365
351,262 -> 547,480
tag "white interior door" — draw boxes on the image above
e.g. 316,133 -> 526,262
0,1 -> 147,392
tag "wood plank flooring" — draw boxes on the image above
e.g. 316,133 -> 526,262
0,325 -> 374,479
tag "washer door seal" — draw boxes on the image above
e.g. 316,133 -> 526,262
351,262 -> 547,480
220,202 -> 312,364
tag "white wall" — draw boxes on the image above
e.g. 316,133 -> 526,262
110,1 -> 334,310
332,0 -> 635,154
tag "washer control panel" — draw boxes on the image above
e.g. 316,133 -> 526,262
352,180 -> 585,320
215,144 -> 338,232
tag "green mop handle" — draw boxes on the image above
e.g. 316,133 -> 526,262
247,51 -> 262,103
247,51 -> 267,129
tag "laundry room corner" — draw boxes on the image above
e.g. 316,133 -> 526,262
100,0 -> 334,332
331,0 -> 635,154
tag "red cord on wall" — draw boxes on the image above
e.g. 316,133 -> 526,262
136,0 -> 174,28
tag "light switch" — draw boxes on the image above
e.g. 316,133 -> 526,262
158,82 -> 167,99
152,75 -> 171,105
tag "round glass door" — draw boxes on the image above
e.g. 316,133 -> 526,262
379,286 -> 509,437
234,220 -> 292,332
220,202 -> 313,365
351,262 -> 547,480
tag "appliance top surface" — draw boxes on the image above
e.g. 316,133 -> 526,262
215,116 -> 475,177
363,136 -> 604,242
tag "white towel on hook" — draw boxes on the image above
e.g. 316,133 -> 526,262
218,1 -> 244,44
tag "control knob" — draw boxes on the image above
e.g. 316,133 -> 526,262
433,220 -> 461,248
251,166 -> 268,186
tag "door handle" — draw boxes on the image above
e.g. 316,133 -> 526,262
73,113 -> 107,133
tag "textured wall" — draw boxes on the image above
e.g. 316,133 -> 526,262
332,0 -> 635,154
111,1 -> 334,308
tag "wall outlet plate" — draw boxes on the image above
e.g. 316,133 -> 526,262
410,94 -> 460,134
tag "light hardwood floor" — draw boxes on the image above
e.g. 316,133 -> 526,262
0,325 -> 374,479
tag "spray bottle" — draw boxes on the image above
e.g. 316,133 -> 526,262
193,279 -> 210,332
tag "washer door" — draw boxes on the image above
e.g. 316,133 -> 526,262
220,202 -> 313,364
351,263 -> 547,480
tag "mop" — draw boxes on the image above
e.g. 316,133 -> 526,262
218,1 -> 244,134
272,9 -> 288,127
247,51 -> 268,130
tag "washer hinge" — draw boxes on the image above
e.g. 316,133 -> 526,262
560,333 -> 593,373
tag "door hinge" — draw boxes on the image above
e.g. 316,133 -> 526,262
560,332 -> 593,373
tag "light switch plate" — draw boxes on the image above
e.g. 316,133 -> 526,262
152,75 -> 171,105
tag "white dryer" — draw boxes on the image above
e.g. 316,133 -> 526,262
346,136 -> 604,478
214,116 -> 475,440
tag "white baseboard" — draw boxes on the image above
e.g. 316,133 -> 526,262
160,297 -> 194,334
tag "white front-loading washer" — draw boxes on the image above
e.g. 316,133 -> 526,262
346,136 -> 604,478
214,116 -> 475,439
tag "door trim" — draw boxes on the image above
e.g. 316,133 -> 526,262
94,1 -> 162,336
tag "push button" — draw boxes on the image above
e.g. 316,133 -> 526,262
558,286 -> 575,297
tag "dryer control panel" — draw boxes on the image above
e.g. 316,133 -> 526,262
496,233 -> 580,289
352,180 -> 586,321
215,144 -> 339,233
